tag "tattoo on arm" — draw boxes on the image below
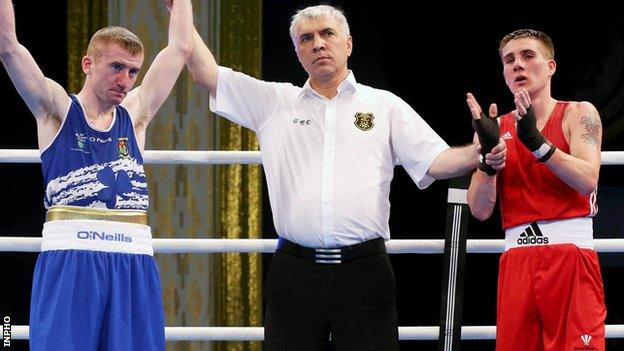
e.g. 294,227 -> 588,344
580,115 -> 600,147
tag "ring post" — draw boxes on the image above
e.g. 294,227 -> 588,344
438,176 -> 470,351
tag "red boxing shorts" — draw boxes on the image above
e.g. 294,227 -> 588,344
496,244 -> 606,351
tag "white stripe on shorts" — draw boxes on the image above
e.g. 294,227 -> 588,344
42,219 -> 153,255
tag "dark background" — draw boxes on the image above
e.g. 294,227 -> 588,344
2,1 -> 624,350
1,2 -> 67,351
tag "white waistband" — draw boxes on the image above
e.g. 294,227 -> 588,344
505,218 -> 594,251
42,219 -> 153,255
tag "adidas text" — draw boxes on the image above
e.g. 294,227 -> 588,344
517,236 -> 549,245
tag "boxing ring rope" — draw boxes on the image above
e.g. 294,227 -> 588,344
0,149 -> 263,165
2,148 -> 624,342
8,324 -> 624,341
3,237 -> 624,254
3,148 -> 624,165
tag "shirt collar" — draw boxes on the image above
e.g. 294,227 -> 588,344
298,70 -> 358,101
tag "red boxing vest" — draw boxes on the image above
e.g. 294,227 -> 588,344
497,101 -> 597,229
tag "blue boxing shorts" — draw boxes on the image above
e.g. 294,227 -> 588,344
29,219 -> 165,351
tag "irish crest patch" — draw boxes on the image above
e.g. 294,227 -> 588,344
117,137 -> 130,159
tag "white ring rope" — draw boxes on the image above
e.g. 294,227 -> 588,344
2,149 -> 624,165
0,149 -> 263,164
9,325 -> 624,341
1,237 -> 624,253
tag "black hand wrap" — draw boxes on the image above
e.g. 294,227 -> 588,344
517,106 -> 556,162
472,112 -> 499,175
516,106 -> 546,151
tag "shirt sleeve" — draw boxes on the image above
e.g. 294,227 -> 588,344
209,66 -> 280,132
389,95 -> 450,189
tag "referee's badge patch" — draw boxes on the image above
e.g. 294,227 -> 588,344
354,112 -> 375,131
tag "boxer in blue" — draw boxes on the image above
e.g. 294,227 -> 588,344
0,0 -> 193,349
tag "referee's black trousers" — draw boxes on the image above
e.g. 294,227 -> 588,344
264,239 -> 399,351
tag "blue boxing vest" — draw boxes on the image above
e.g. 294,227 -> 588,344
41,95 -> 148,210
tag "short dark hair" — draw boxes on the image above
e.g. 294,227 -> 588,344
499,29 -> 554,59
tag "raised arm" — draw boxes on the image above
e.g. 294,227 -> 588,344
123,0 -> 193,131
186,28 -> 218,94
465,93 -> 505,221
0,0 -> 67,123
427,94 -> 507,181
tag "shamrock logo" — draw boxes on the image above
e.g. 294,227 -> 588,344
96,166 -> 133,209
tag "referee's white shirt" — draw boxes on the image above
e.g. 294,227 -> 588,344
211,67 -> 449,248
